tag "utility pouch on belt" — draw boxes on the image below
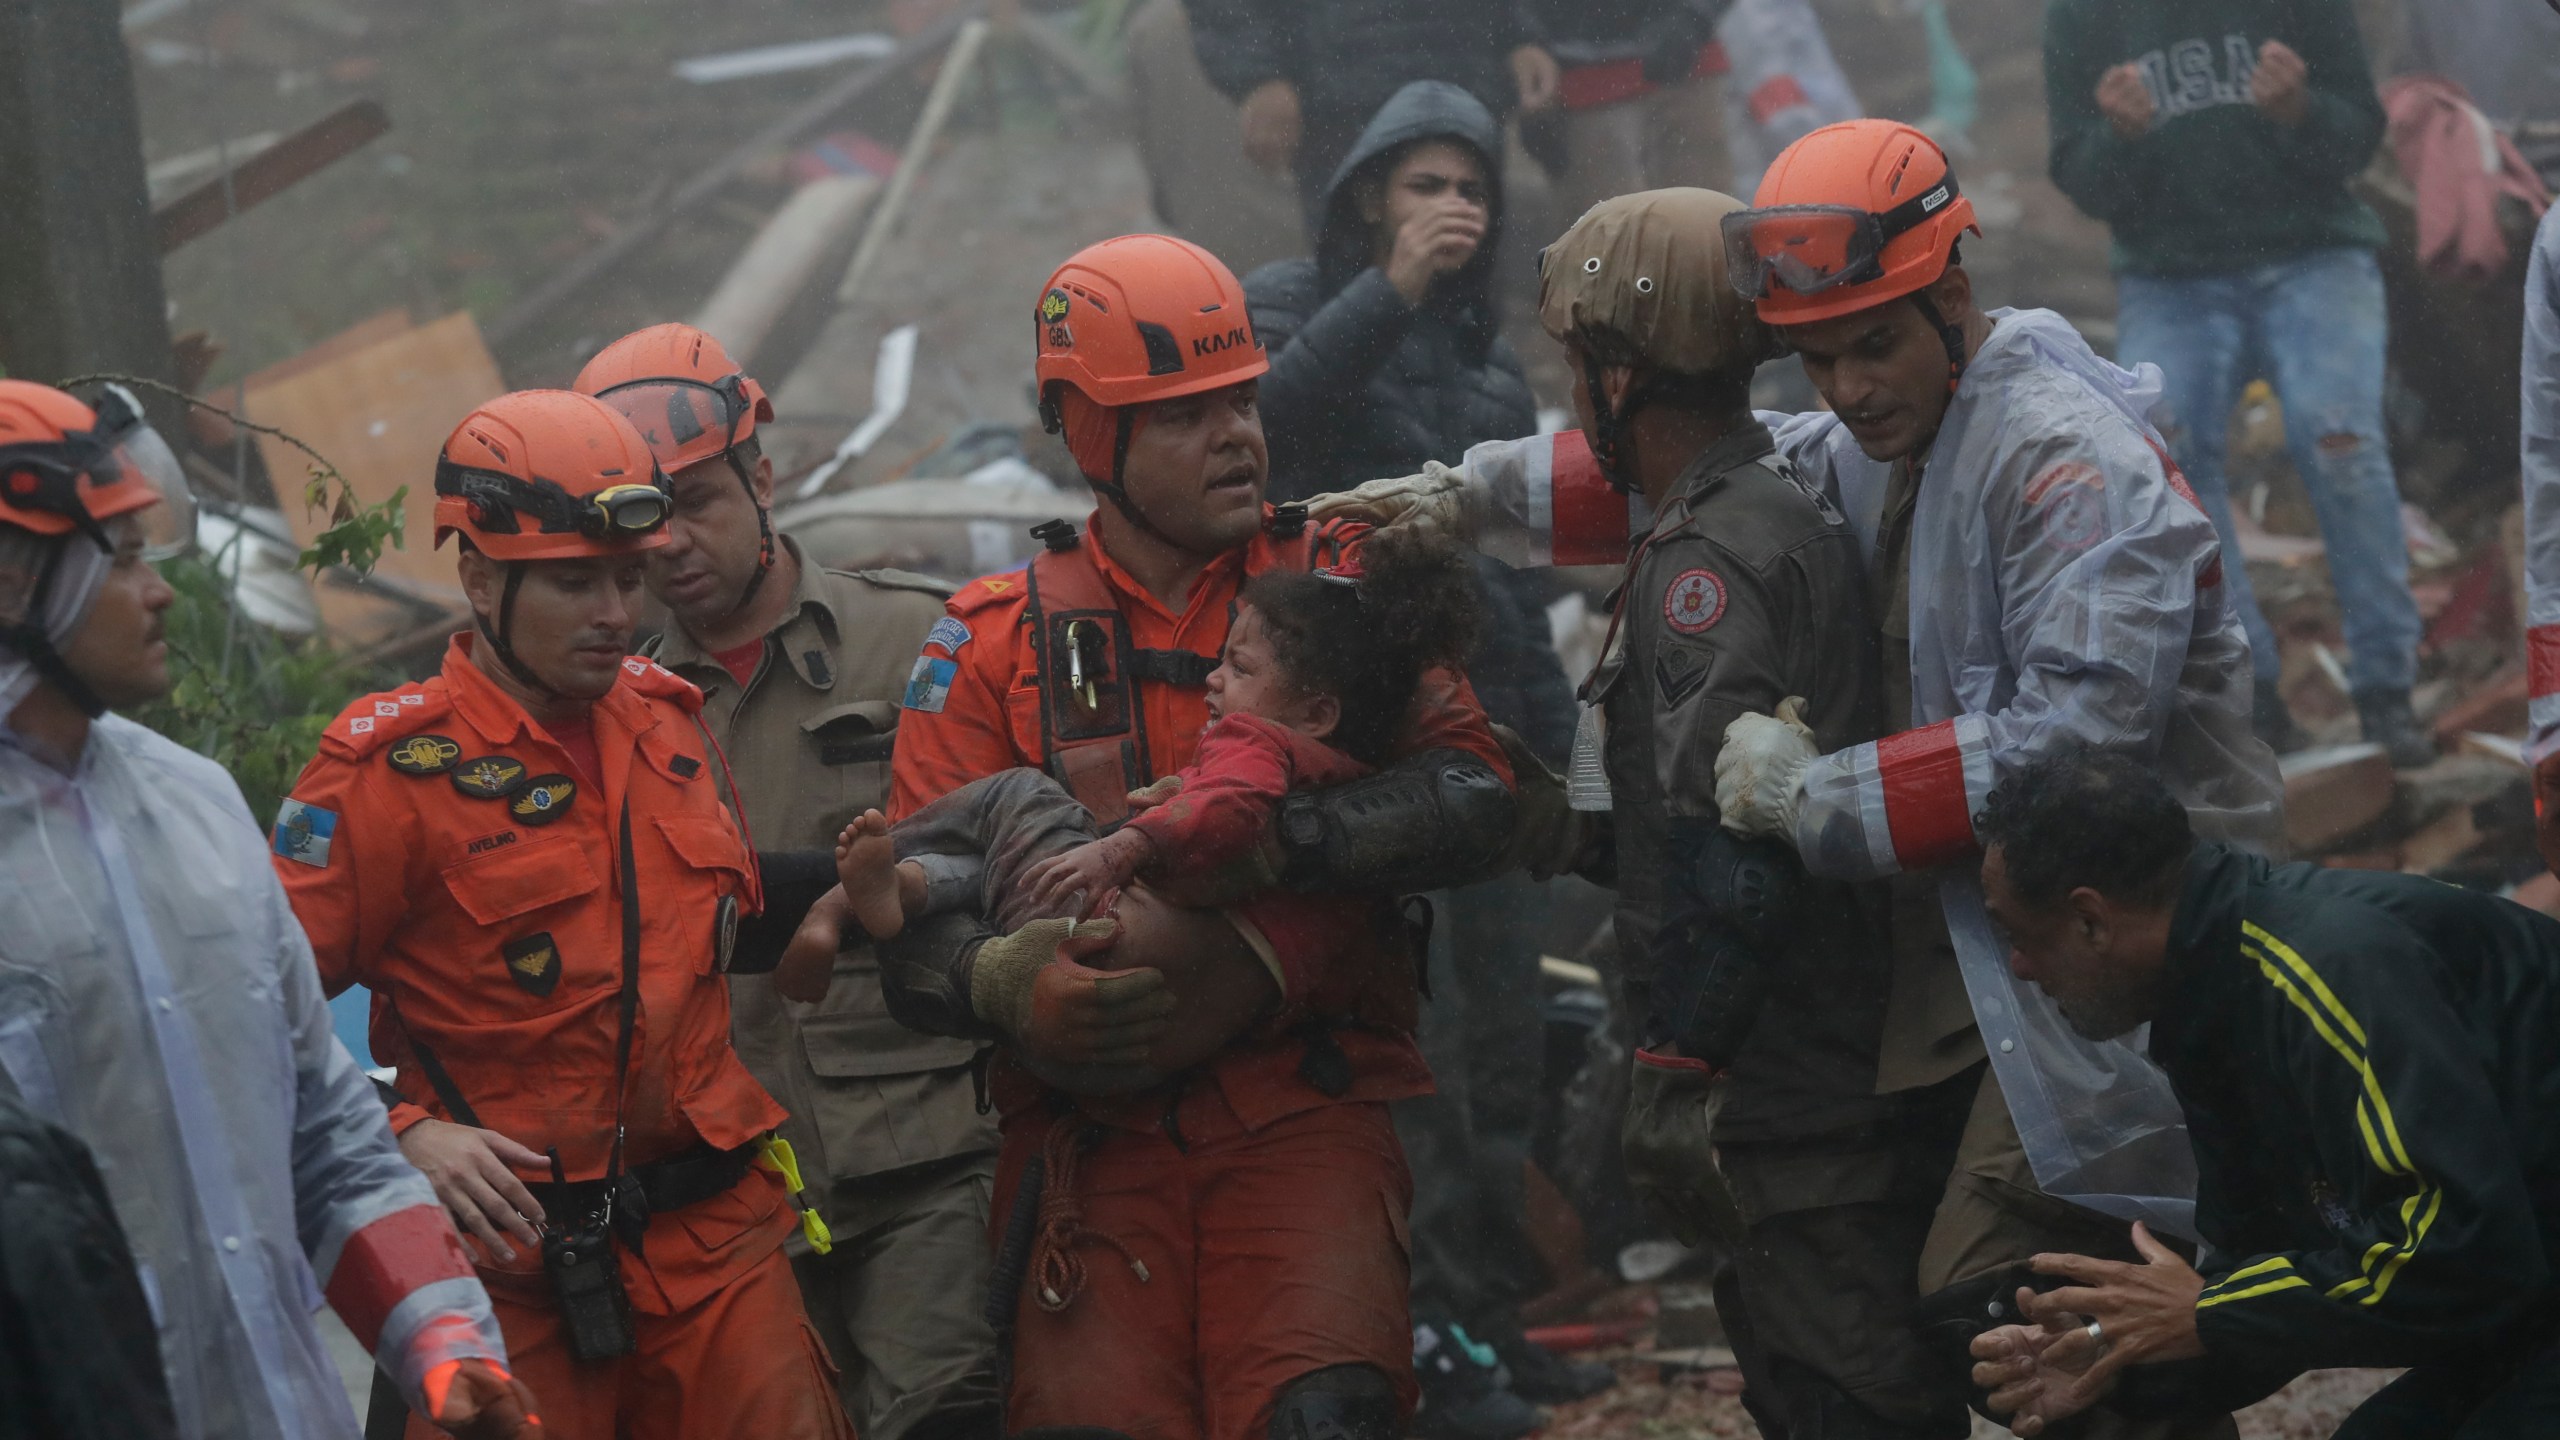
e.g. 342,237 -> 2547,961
543,1207 -> 638,1362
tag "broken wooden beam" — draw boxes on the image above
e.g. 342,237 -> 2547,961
154,99 -> 389,253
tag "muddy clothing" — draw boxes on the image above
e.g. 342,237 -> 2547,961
1245,80 -> 1536,504
645,540 -> 997,1440
2109,845 -> 2560,1425
1185,0 -> 1528,225
1594,424 -> 1893,1138
1594,425 -> 1959,1437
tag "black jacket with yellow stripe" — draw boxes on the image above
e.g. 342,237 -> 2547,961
2144,842 -> 2560,1408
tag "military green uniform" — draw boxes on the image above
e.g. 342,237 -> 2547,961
646,537 -> 1000,1440
1593,425 -> 1961,1437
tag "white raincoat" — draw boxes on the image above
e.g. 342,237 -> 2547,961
1403,309 -> 2283,1233
2522,205 -> 2560,762
0,713 -> 503,1439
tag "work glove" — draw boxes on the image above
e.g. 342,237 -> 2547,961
969,916 -> 1175,1090
1303,460 -> 1478,542
1636,4 -> 1715,86
424,1355 -> 543,1438
1490,723 -> 1603,882
1714,697 -> 1817,842
1620,1049 -> 1746,1247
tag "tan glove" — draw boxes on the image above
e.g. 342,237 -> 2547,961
1714,696 -> 1817,841
1302,460 -> 1475,541
972,916 -> 1176,1095
1621,1049 -> 1747,1247
1489,723 -> 1599,881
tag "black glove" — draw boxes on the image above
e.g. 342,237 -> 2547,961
1646,828 -> 1803,1068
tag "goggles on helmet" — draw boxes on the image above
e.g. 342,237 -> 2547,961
1720,173 -> 1963,301
434,462 -> 675,541
589,373 -> 759,475
0,383 -> 199,560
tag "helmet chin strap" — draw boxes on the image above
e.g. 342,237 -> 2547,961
724,448 -> 776,617
1908,290 -> 1970,396
1581,352 -> 1666,496
4,537 -> 110,719
1081,407 -> 1186,548
475,561 -> 565,702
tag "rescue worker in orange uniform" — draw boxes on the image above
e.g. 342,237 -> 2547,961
274,389 -> 855,1440
878,234 -> 1523,1440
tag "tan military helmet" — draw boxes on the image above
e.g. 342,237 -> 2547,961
1538,188 -> 1777,379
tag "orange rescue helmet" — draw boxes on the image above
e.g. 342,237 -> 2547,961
572,323 -> 772,476
433,390 -> 674,562
0,379 -> 196,557
1033,233 -> 1268,417
573,322 -> 779,609
1723,119 -> 1980,327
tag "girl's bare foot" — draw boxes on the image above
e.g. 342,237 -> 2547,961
835,809 -> 907,940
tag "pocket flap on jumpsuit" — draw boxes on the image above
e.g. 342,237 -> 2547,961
654,814 -> 754,881
441,834 -> 602,926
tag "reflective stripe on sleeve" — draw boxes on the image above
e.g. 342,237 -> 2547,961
1876,718 -> 1977,870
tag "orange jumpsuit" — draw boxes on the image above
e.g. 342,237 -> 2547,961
890,510 -> 1510,1440
276,636 -> 853,1440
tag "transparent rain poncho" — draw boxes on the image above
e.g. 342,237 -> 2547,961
0,714 -> 502,1438
1764,307 -> 2284,1236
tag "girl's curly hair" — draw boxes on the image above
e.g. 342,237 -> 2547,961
1239,528 -> 1481,765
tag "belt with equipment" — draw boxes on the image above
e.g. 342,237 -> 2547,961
527,1138 -> 759,1229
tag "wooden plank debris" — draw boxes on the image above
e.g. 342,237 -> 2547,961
2280,743 -> 2396,853
154,100 -> 390,254
243,311 -> 503,649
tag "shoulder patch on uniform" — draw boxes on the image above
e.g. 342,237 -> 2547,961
923,616 -> 972,656
841,566 -> 960,598
617,654 -> 706,714
1663,568 -> 1727,635
949,570 -> 1027,616
2024,461 -> 2107,552
320,686 -> 450,757
903,654 -> 958,713
1656,642 -> 1713,708
272,799 -> 338,867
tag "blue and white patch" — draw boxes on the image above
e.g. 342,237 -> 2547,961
272,799 -> 339,868
924,617 -> 972,655
903,655 -> 958,714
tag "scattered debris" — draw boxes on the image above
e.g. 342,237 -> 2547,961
795,324 -> 920,498
834,18 -> 993,306
243,311 -> 501,651
2280,744 -> 2396,854
486,4 -> 981,347
155,100 -> 390,254
776,468 -> 1084,578
673,33 -> 897,86
692,176 -> 881,371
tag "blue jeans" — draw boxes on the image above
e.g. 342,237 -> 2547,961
2116,247 -> 2421,693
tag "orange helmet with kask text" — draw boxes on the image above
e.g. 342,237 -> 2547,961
432,390 -> 673,562
1033,233 -> 1267,417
